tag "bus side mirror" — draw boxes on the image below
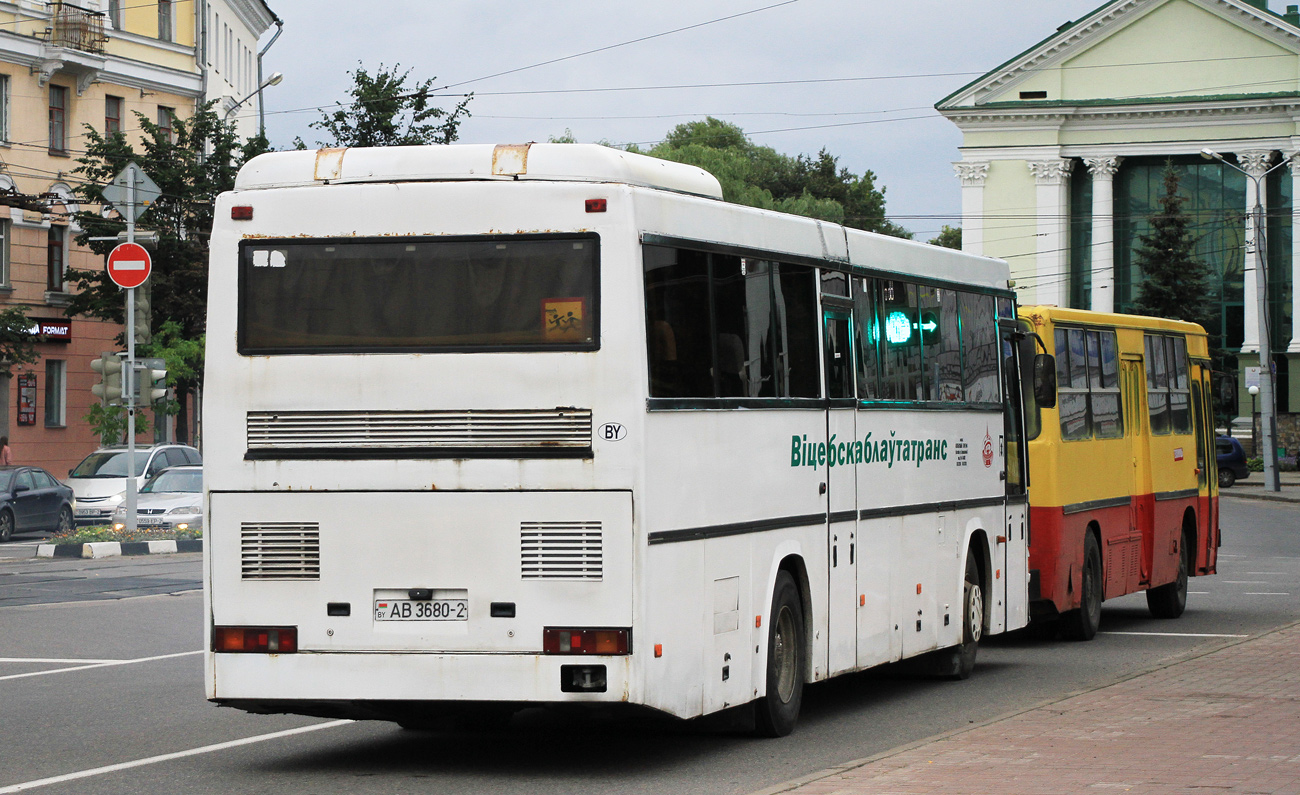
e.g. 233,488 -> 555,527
1034,353 -> 1057,409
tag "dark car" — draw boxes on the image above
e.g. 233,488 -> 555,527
0,466 -> 75,542
1216,436 -> 1250,488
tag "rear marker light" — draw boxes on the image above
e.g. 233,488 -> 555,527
654,643 -> 662,658
231,206 -> 253,220
213,626 -> 297,653
543,628 -> 630,655
585,199 -> 607,213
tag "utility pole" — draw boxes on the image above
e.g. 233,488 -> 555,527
1202,147 -> 1288,492
124,162 -> 137,534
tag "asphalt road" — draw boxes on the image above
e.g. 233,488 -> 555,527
1,497 -> 1297,795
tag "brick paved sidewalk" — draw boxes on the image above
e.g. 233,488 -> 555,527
756,623 -> 1300,795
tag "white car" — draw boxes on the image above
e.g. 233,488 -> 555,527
68,445 -> 201,526
112,465 -> 202,532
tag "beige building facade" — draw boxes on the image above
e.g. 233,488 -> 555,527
0,0 -> 201,475
938,0 -> 1300,427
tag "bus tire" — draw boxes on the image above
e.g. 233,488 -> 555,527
938,552 -> 983,680
1063,533 -> 1102,641
753,571 -> 805,737
1146,531 -> 1190,619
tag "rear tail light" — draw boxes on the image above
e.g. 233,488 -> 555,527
213,626 -> 297,653
543,628 -> 630,655
231,205 -> 254,220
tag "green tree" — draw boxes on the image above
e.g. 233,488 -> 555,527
928,225 -> 962,250
0,306 -> 40,378
636,118 -> 912,238
66,102 -> 270,444
300,64 -> 472,148
1133,164 -> 1213,330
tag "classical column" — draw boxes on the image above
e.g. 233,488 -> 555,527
953,161 -> 990,257
1239,150 -> 1273,353
1288,153 -> 1300,354
1028,159 -> 1073,307
1084,156 -> 1122,313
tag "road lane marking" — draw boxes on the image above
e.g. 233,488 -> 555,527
1244,592 -> 1291,596
1221,581 -> 1269,584
0,650 -> 201,682
1100,631 -> 1249,638
0,720 -> 354,793
0,657 -> 128,664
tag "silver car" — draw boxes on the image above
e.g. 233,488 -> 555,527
112,465 -> 202,532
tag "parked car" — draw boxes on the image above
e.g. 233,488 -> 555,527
1216,435 -> 1250,488
112,464 -> 202,532
0,466 -> 75,542
67,445 -> 201,526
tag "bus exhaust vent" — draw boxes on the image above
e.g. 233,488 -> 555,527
241,523 -> 321,580
245,409 -> 592,459
521,522 -> 603,580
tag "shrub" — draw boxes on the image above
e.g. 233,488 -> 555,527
1247,457 -> 1264,472
44,524 -> 202,546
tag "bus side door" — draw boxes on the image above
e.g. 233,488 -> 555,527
999,322 -> 1031,632
823,305 -> 858,676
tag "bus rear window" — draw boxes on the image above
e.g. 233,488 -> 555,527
239,235 -> 598,353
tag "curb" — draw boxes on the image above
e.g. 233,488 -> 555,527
1220,489 -> 1300,504
36,539 -> 203,559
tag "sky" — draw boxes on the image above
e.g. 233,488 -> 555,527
254,0 -> 1109,241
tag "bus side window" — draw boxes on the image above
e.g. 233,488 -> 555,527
958,292 -> 998,402
1092,330 -> 1123,438
853,278 -> 880,399
1145,334 -> 1171,435
1169,336 -> 1192,434
644,246 -> 713,398
880,281 -> 922,400
775,263 -> 820,398
1058,328 -> 1090,440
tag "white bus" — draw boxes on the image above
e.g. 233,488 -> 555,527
204,143 -> 1034,736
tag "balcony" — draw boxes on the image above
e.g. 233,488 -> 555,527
35,2 -> 107,94
45,2 -> 106,55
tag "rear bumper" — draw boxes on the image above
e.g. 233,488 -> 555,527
208,651 -> 633,705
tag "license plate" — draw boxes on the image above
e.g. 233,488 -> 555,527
75,508 -> 99,517
374,599 -> 468,621
136,516 -> 164,526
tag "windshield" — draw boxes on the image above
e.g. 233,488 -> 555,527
141,468 -> 202,493
70,451 -> 149,478
0,472 -> 12,491
239,235 -> 599,354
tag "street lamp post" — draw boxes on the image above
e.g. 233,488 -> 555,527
1202,147 -> 1288,492
224,72 -> 284,134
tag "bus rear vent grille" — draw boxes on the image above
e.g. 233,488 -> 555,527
241,522 -> 321,580
246,409 -> 592,455
521,522 -> 602,580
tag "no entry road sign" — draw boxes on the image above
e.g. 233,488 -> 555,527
106,242 -> 152,289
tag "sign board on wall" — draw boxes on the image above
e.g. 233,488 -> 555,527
16,373 -> 36,426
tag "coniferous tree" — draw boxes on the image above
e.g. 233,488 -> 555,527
1133,163 -> 1213,332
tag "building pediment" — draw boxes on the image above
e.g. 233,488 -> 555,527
938,0 -> 1300,110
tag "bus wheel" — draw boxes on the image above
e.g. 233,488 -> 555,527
753,571 -> 805,737
1064,533 -> 1102,641
1147,532 -> 1190,619
938,553 -> 984,680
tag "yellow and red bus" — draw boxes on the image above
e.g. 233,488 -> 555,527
1020,307 -> 1219,639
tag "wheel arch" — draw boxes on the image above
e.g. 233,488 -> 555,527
776,553 -> 814,682
964,525 -> 991,633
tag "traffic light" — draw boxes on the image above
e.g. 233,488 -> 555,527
134,358 -> 168,402
90,353 -> 124,404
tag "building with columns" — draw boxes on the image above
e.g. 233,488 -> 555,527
938,0 -> 1300,426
